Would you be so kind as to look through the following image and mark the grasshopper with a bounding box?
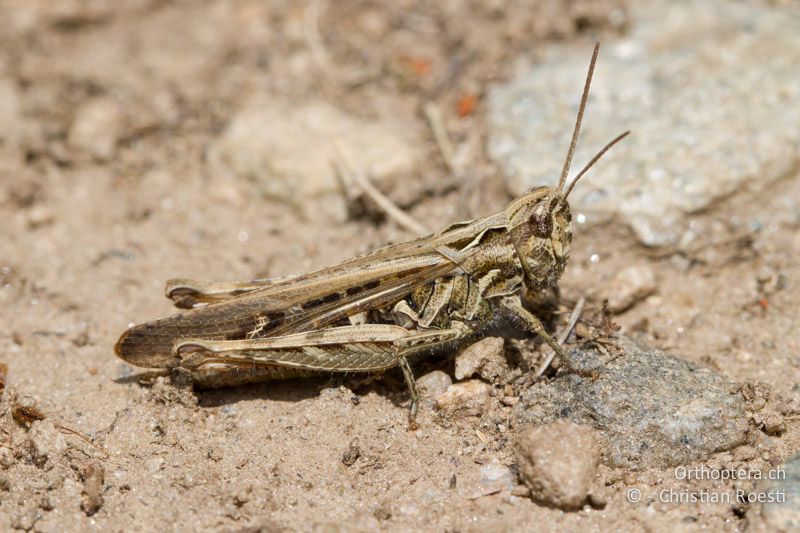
[115,43,628,420]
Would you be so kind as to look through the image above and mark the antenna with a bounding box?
[557,42,600,192]
[563,131,630,199]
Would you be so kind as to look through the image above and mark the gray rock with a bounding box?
[487,0,800,246]
[513,336,749,468]
[747,453,800,532]
[209,98,422,200]
[514,420,601,510]
[454,337,509,382]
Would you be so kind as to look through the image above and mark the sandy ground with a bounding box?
[0,1,798,531]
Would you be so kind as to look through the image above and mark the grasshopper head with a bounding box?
[502,43,629,290]
[504,123,629,290]
[506,187,572,289]
[502,131,629,291]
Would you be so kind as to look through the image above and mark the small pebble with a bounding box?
[454,337,508,382]
[72,328,90,347]
[436,380,491,418]
[39,495,54,511]
[416,370,452,400]
[342,439,361,467]
[514,420,601,511]
[511,485,531,497]
[500,396,518,406]
[27,205,55,228]
[81,462,105,516]
[479,462,516,492]
[734,445,758,462]
[0,446,15,468]
[232,483,253,507]
[588,491,608,509]
[28,420,67,467]
[68,97,124,161]
[762,412,786,436]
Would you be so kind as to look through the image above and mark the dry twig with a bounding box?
[333,141,429,235]
[423,102,456,173]
[536,297,586,377]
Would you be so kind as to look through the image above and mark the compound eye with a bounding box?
[530,210,552,238]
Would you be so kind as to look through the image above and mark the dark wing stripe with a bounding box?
[282,260,462,335]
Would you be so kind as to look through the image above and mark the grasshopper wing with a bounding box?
[115,213,508,369]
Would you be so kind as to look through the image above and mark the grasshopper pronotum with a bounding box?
[115,44,628,420]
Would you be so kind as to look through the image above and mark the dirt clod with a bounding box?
[514,420,601,511]
[341,439,361,467]
[80,462,104,516]
[762,412,787,436]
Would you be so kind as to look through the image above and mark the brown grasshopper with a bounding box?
[115,43,628,419]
